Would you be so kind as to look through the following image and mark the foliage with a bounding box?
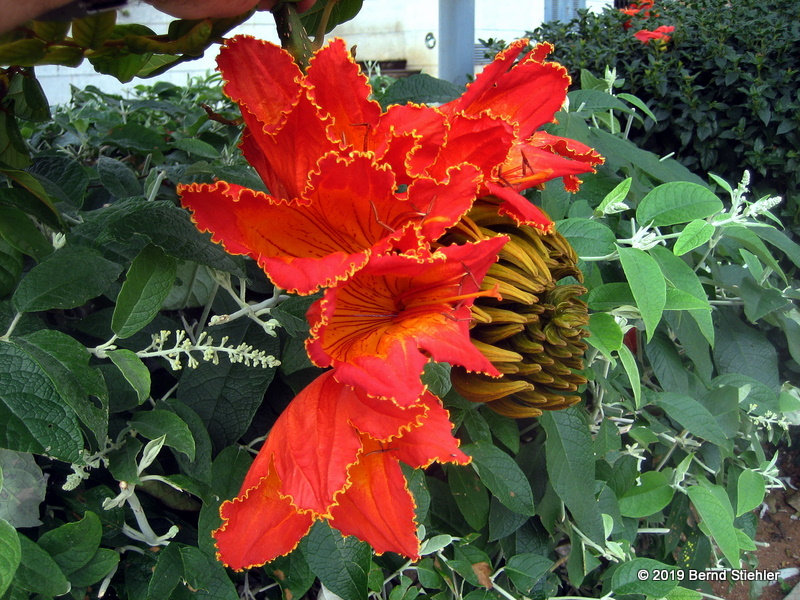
[0,59,797,598]
[523,0,800,217]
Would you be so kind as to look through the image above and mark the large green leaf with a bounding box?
[687,485,739,567]
[37,511,101,575]
[0,238,22,298]
[447,464,489,530]
[177,318,279,450]
[713,310,779,390]
[637,182,723,226]
[617,247,666,342]
[128,409,196,461]
[539,408,604,542]
[12,246,122,312]
[26,155,89,209]
[378,74,464,108]
[0,343,83,462]
[656,393,730,445]
[302,523,370,600]
[618,471,674,518]
[13,329,109,447]
[0,518,20,597]
[462,441,535,516]
[612,558,679,597]
[113,244,177,338]
[736,469,766,517]
[96,156,143,199]
[0,450,46,528]
[13,534,71,597]
[556,218,616,257]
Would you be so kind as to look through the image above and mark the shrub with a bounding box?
[526,0,800,216]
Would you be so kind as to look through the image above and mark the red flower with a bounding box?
[439,39,603,222]
[306,237,508,405]
[213,371,469,570]
[634,25,675,44]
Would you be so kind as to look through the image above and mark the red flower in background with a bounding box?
[634,25,675,44]
[214,371,468,570]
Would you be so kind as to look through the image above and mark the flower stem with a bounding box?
[273,2,315,69]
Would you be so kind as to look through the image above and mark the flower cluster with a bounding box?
[179,36,601,569]
[619,0,674,46]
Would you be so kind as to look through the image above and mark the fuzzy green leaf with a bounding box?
[687,485,740,567]
[618,471,675,518]
[113,245,177,338]
[637,182,723,226]
[129,410,195,461]
[617,246,666,342]
[302,523,370,600]
[462,441,535,516]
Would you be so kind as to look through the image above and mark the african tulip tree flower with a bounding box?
[306,237,508,406]
[179,36,602,295]
[634,25,675,44]
[214,371,469,569]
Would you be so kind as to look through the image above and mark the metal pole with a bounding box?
[438,0,475,86]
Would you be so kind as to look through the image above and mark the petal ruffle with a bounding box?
[306,38,382,150]
[306,238,508,404]
[328,439,421,558]
[215,459,315,571]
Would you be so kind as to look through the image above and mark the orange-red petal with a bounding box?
[215,459,315,571]
[306,238,507,404]
[328,439,421,559]
[305,38,382,150]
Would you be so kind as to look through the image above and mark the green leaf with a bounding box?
[0,187,61,230]
[14,533,71,596]
[0,518,20,597]
[738,276,788,323]
[0,205,53,262]
[736,469,766,517]
[147,542,181,599]
[673,220,715,256]
[113,245,177,338]
[655,393,729,444]
[487,495,528,542]
[300,0,363,34]
[505,553,553,593]
[178,545,238,600]
[69,548,119,587]
[378,73,464,107]
[71,11,117,49]
[172,138,220,159]
[687,485,740,567]
[96,156,142,198]
[0,40,47,67]
[302,523,370,600]
[0,342,83,462]
[129,410,195,461]
[267,551,316,600]
[13,246,122,312]
[106,349,151,405]
[0,112,30,169]
[13,329,109,447]
[447,464,489,530]
[617,92,658,122]
[618,471,674,518]
[586,312,622,359]
[649,245,713,344]
[612,558,679,597]
[177,318,278,449]
[595,177,631,215]
[462,441,535,516]
[556,218,616,257]
[0,450,45,528]
[37,511,101,575]
[0,238,22,297]
[713,310,779,390]
[27,155,88,209]
[539,408,604,542]
[617,247,666,342]
[585,282,634,311]
[422,361,452,398]
[104,200,244,277]
[637,182,723,226]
